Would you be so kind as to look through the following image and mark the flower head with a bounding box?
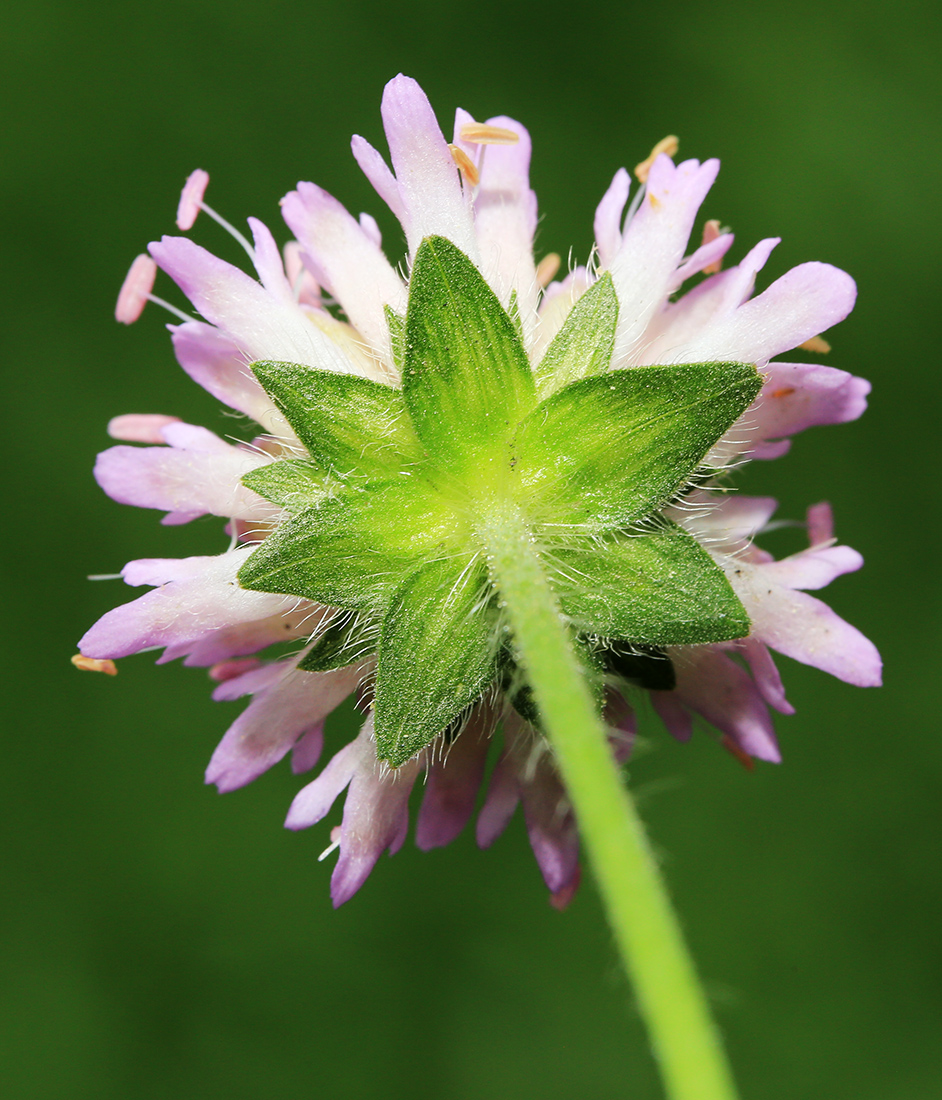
[78,75,880,907]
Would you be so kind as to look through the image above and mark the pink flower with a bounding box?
[78,74,879,906]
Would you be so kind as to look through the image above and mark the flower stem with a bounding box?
[481,501,739,1100]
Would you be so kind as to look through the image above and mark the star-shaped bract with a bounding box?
[239,236,761,766]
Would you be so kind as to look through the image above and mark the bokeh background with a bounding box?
[2,1,939,1097]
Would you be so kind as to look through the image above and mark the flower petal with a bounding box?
[93,431,273,520]
[734,565,882,687]
[379,74,478,261]
[671,647,782,762]
[149,235,357,375]
[593,168,631,269]
[416,708,491,851]
[169,321,284,433]
[750,362,871,443]
[454,110,539,331]
[280,181,406,358]
[79,550,291,660]
[206,660,361,792]
[667,262,857,365]
[609,155,720,364]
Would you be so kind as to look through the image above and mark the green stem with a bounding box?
[480,502,739,1100]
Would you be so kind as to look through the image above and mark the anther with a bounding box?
[799,335,831,353]
[72,654,118,676]
[701,219,725,274]
[458,123,520,145]
[115,254,157,324]
[449,144,480,186]
[634,135,679,183]
[535,252,561,287]
[720,735,755,772]
[174,168,255,260]
[176,168,210,230]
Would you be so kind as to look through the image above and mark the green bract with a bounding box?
[238,236,762,766]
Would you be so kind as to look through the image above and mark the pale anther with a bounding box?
[176,168,210,230]
[535,253,561,287]
[458,123,520,145]
[72,655,118,676]
[799,335,832,354]
[448,144,480,186]
[634,135,680,183]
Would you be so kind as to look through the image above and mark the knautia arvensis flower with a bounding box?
[77,75,881,907]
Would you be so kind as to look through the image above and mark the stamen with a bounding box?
[145,293,194,324]
[449,144,480,186]
[72,655,118,676]
[175,167,256,260]
[720,735,755,772]
[176,168,210,230]
[107,413,182,443]
[799,335,831,354]
[318,825,342,862]
[115,254,157,324]
[634,135,680,183]
[198,203,256,261]
[701,219,725,274]
[458,123,520,145]
[535,252,561,287]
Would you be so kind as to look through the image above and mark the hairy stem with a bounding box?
[480,501,739,1100]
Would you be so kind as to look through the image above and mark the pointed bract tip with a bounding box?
[115,254,157,323]
[176,168,210,230]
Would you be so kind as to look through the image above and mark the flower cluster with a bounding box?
[77,75,880,907]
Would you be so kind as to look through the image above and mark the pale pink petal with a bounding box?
[331,743,421,906]
[350,134,406,224]
[666,262,857,366]
[284,725,366,830]
[519,752,579,894]
[760,544,863,590]
[149,235,356,376]
[169,321,283,433]
[358,212,382,248]
[734,565,882,687]
[107,414,181,443]
[454,111,539,328]
[667,232,735,291]
[380,74,478,260]
[79,550,291,660]
[176,168,209,230]
[593,168,631,269]
[750,362,871,444]
[280,182,407,355]
[247,217,295,304]
[206,661,361,793]
[416,710,491,851]
[282,241,322,308]
[740,638,793,715]
[533,266,591,362]
[476,748,520,848]
[609,156,720,364]
[673,493,778,546]
[115,254,157,324]
[93,435,272,520]
[639,238,779,362]
[167,604,322,667]
[291,725,325,775]
[672,647,781,762]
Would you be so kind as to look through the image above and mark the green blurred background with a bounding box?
[2,0,939,1096]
